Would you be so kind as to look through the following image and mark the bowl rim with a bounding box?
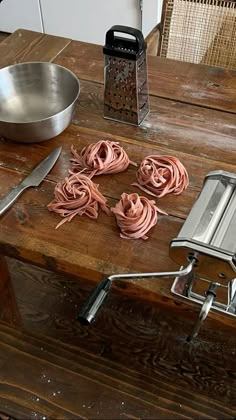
[0,61,80,124]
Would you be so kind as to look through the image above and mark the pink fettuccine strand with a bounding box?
[111,192,167,240]
[48,173,111,229]
[70,140,137,177]
[132,155,189,198]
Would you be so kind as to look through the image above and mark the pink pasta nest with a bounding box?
[132,155,189,198]
[111,192,167,240]
[70,140,137,177]
[47,173,111,229]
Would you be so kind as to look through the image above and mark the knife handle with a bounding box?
[0,182,28,216]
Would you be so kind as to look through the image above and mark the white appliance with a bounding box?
[0,0,161,45]
[0,0,43,33]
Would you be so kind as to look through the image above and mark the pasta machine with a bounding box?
[78,170,236,340]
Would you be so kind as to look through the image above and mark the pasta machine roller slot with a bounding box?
[170,170,236,336]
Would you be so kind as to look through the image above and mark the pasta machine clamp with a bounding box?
[78,170,236,341]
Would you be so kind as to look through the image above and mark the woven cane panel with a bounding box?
[160,0,236,69]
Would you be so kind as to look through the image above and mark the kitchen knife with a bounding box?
[0,146,62,216]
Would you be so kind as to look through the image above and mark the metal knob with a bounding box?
[187,282,218,342]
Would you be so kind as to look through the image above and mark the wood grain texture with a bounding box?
[147,57,236,113]
[0,163,185,282]
[54,38,236,113]
[0,29,235,418]
[2,257,236,416]
[0,256,21,327]
[0,29,71,68]
[74,79,236,165]
[0,125,236,215]
[1,29,235,111]
[0,30,234,328]
[0,126,236,316]
[2,320,234,420]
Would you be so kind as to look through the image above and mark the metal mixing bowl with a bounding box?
[0,62,80,143]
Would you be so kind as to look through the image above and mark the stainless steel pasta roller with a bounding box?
[78,170,236,341]
[170,170,236,340]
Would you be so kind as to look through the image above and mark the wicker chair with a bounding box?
[158,0,236,70]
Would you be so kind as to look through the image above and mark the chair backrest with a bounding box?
[158,0,236,70]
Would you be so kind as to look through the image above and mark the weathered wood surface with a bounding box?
[1,125,235,214]
[0,29,71,68]
[2,257,236,415]
[0,30,235,323]
[1,321,208,419]
[0,29,236,417]
[75,79,236,165]
[0,256,21,327]
[1,29,235,113]
[0,125,235,332]
[54,39,236,113]
[1,286,236,420]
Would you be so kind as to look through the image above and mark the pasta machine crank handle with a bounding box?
[187,282,218,342]
[78,260,195,325]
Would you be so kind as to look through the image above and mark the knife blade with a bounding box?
[0,146,62,216]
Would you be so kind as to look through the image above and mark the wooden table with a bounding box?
[0,29,236,418]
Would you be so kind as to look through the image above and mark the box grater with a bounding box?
[103,25,149,126]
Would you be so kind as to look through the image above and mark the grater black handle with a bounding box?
[105,25,146,55]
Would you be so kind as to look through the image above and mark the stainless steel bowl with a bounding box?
[0,62,80,143]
